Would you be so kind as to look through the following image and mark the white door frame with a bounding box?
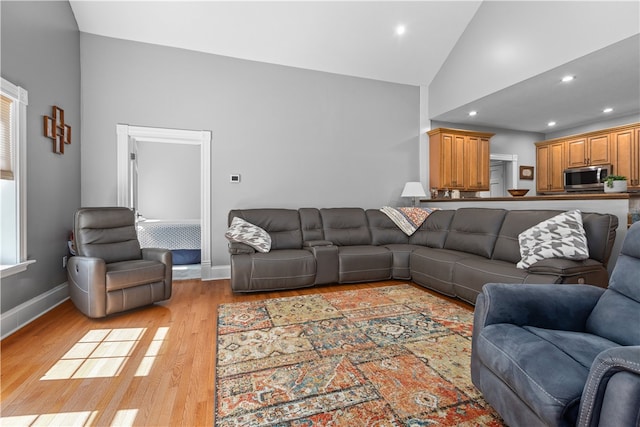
[490,153,519,189]
[116,125,212,280]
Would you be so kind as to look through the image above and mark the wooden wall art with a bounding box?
[43,106,71,154]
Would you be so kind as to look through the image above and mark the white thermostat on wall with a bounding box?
[230,174,241,183]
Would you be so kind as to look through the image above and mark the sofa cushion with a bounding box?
[225,217,272,253]
[231,249,316,291]
[366,209,409,245]
[410,247,479,297]
[444,208,507,258]
[383,243,421,280]
[299,208,324,241]
[337,245,392,283]
[451,257,559,304]
[409,210,455,248]
[493,210,562,263]
[228,209,302,250]
[517,210,589,269]
[320,208,371,246]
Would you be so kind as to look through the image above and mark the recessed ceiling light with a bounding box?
[468,111,477,117]
[548,121,557,127]
[396,25,406,36]
[561,75,575,83]
[603,107,613,113]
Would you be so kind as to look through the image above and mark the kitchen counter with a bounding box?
[420,193,633,203]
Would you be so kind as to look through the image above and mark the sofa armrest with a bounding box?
[578,346,640,427]
[526,258,604,275]
[228,242,255,255]
[474,283,605,331]
[303,240,334,248]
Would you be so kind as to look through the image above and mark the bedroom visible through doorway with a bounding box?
[116,125,212,280]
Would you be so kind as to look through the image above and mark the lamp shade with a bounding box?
[401,182,426,198]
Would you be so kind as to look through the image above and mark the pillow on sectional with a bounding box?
[225,217,271,253]
[517,209,589,269]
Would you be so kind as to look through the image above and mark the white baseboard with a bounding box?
[202,263,230,281]
[1,282,69,339]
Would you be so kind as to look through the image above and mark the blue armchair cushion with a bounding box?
[476,323,619,425]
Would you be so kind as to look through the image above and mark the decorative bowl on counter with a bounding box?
[507,189,529,197]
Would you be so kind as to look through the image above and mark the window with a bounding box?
[1,78,32,277]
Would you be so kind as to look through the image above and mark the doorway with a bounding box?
[116,125,212,280]
[490,161,507,197]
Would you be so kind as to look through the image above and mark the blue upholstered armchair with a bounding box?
[471,221,640,427]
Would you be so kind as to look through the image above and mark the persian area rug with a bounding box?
[215,284,504,426]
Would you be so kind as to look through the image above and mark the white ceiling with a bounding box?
[69,1,640,134]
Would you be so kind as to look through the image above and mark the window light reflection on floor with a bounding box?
[0,409,138,427]
[135,327,169,376]
[41,328,146,380]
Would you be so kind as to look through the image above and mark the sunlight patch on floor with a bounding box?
[135,326,169,377]
[40,328,145,380]
[0,408,138,427]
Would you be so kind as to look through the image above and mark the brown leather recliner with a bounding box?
[67,207,172,318]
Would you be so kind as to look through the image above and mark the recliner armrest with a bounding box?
[578,346,640,427]
[67,256,107,318]
[526,258,604,275]
[142,247,172,265]
[142,248,173,295]
[475,283,605,331]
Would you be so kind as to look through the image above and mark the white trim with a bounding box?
[490,153,519,189]
[1,77,30,267]
[204,264,231,281]
[116,125,212,278]
[0,259,36,279]
[1,282,69,339]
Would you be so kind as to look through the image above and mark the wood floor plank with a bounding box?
[1,279,471,426]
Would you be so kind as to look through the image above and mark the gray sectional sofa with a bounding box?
[227,207,618,304]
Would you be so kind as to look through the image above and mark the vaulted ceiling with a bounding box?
[69,1,640,134]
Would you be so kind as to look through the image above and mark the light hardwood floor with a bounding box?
[1,279,472,426]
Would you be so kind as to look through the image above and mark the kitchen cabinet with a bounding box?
[465,136,491,190]
[610,125,639,189]
[536,122,639,194]
[428,128,493,191]
[536,140,566,193]
[566,133,611,167]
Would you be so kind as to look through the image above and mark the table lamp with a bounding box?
[401,182,426,206]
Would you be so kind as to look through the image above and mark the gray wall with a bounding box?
[79,34,420,267]
[0,1,81,312]
[137,141,201,220]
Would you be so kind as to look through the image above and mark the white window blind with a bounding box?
[0,94,14,180]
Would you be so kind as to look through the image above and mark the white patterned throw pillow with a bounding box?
[225,217,271,253]
[517,210,589,269]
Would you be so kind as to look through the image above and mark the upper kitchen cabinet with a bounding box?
[610,125,640,190]
[566,133,611,167]
[428,128,494,191]
[536,122,639,193]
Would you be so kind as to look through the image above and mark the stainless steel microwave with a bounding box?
[564,165,611,191]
